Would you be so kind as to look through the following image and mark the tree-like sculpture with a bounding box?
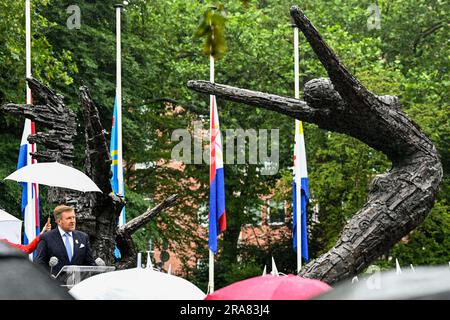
[187,6,443,284]
[2,79,177,268]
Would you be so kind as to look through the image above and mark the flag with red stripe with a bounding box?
[17,117,40,256]
[209,95,226,254]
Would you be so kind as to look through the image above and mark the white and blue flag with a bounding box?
[293,120,309,262]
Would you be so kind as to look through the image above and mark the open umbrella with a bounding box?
[0,241,73,300]
[68,268,206,300]
[0,209,22,244]
[4,162,102,193]
[205,274,331,300]
[315,265,450,300]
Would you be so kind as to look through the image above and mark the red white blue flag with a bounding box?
[209,95,226,254]
[17,118,40,257]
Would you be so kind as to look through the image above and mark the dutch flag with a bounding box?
[209,95,226,254]
[17,118,40,259]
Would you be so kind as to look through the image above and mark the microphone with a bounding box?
[95,257,105,266]
[49,256,58,278]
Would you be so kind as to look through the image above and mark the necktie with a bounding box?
[64,233,73,262]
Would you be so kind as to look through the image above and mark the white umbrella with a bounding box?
[69,268,206,300]
[0,209,22,244]
[4,162,102,193]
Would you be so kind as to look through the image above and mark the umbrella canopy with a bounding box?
[205,274,332,300]
[4,162,102,193]
[0,241,73,300]
[0,209,22,244]
[315,265,450,300]
[69,268,206,300]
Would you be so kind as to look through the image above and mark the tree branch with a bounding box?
[120,194,178,235]
[115,194,178,269]
[187,80,319,121]
[413,21,446,53]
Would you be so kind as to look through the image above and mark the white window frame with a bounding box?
[267,199,285,226]
[197,203,209,228]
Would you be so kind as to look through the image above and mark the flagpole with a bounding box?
[208,53,215,294]
[112,4,126,260]
[294,25,302,273]
[25,0,39,260]
[25,0,32,258]
[115,4,124,200]
[25,0,32,104]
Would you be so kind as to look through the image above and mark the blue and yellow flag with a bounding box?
[110,97,126,258]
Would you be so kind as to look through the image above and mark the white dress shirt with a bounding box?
[58,226,74,256]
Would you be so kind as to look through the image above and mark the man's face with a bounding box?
[57,210,76,232]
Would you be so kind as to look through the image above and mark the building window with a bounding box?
[197,203,208,228]
[134,161,156,170]
[196,259,207,269]
[311,201,320,224]
[267,200,285,225]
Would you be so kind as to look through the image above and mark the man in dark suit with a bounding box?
[35,205,96,277]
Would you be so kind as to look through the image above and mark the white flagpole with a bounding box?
[115,4,124,200]
[146,239,153,270]
[208,250,214,293]
[208,53,215,294]
[25,0,32,104]
[137,252,142,268]
[294,25,302,273]
[25,0,32,261]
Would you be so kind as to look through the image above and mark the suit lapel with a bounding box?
[72,231,79,263]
